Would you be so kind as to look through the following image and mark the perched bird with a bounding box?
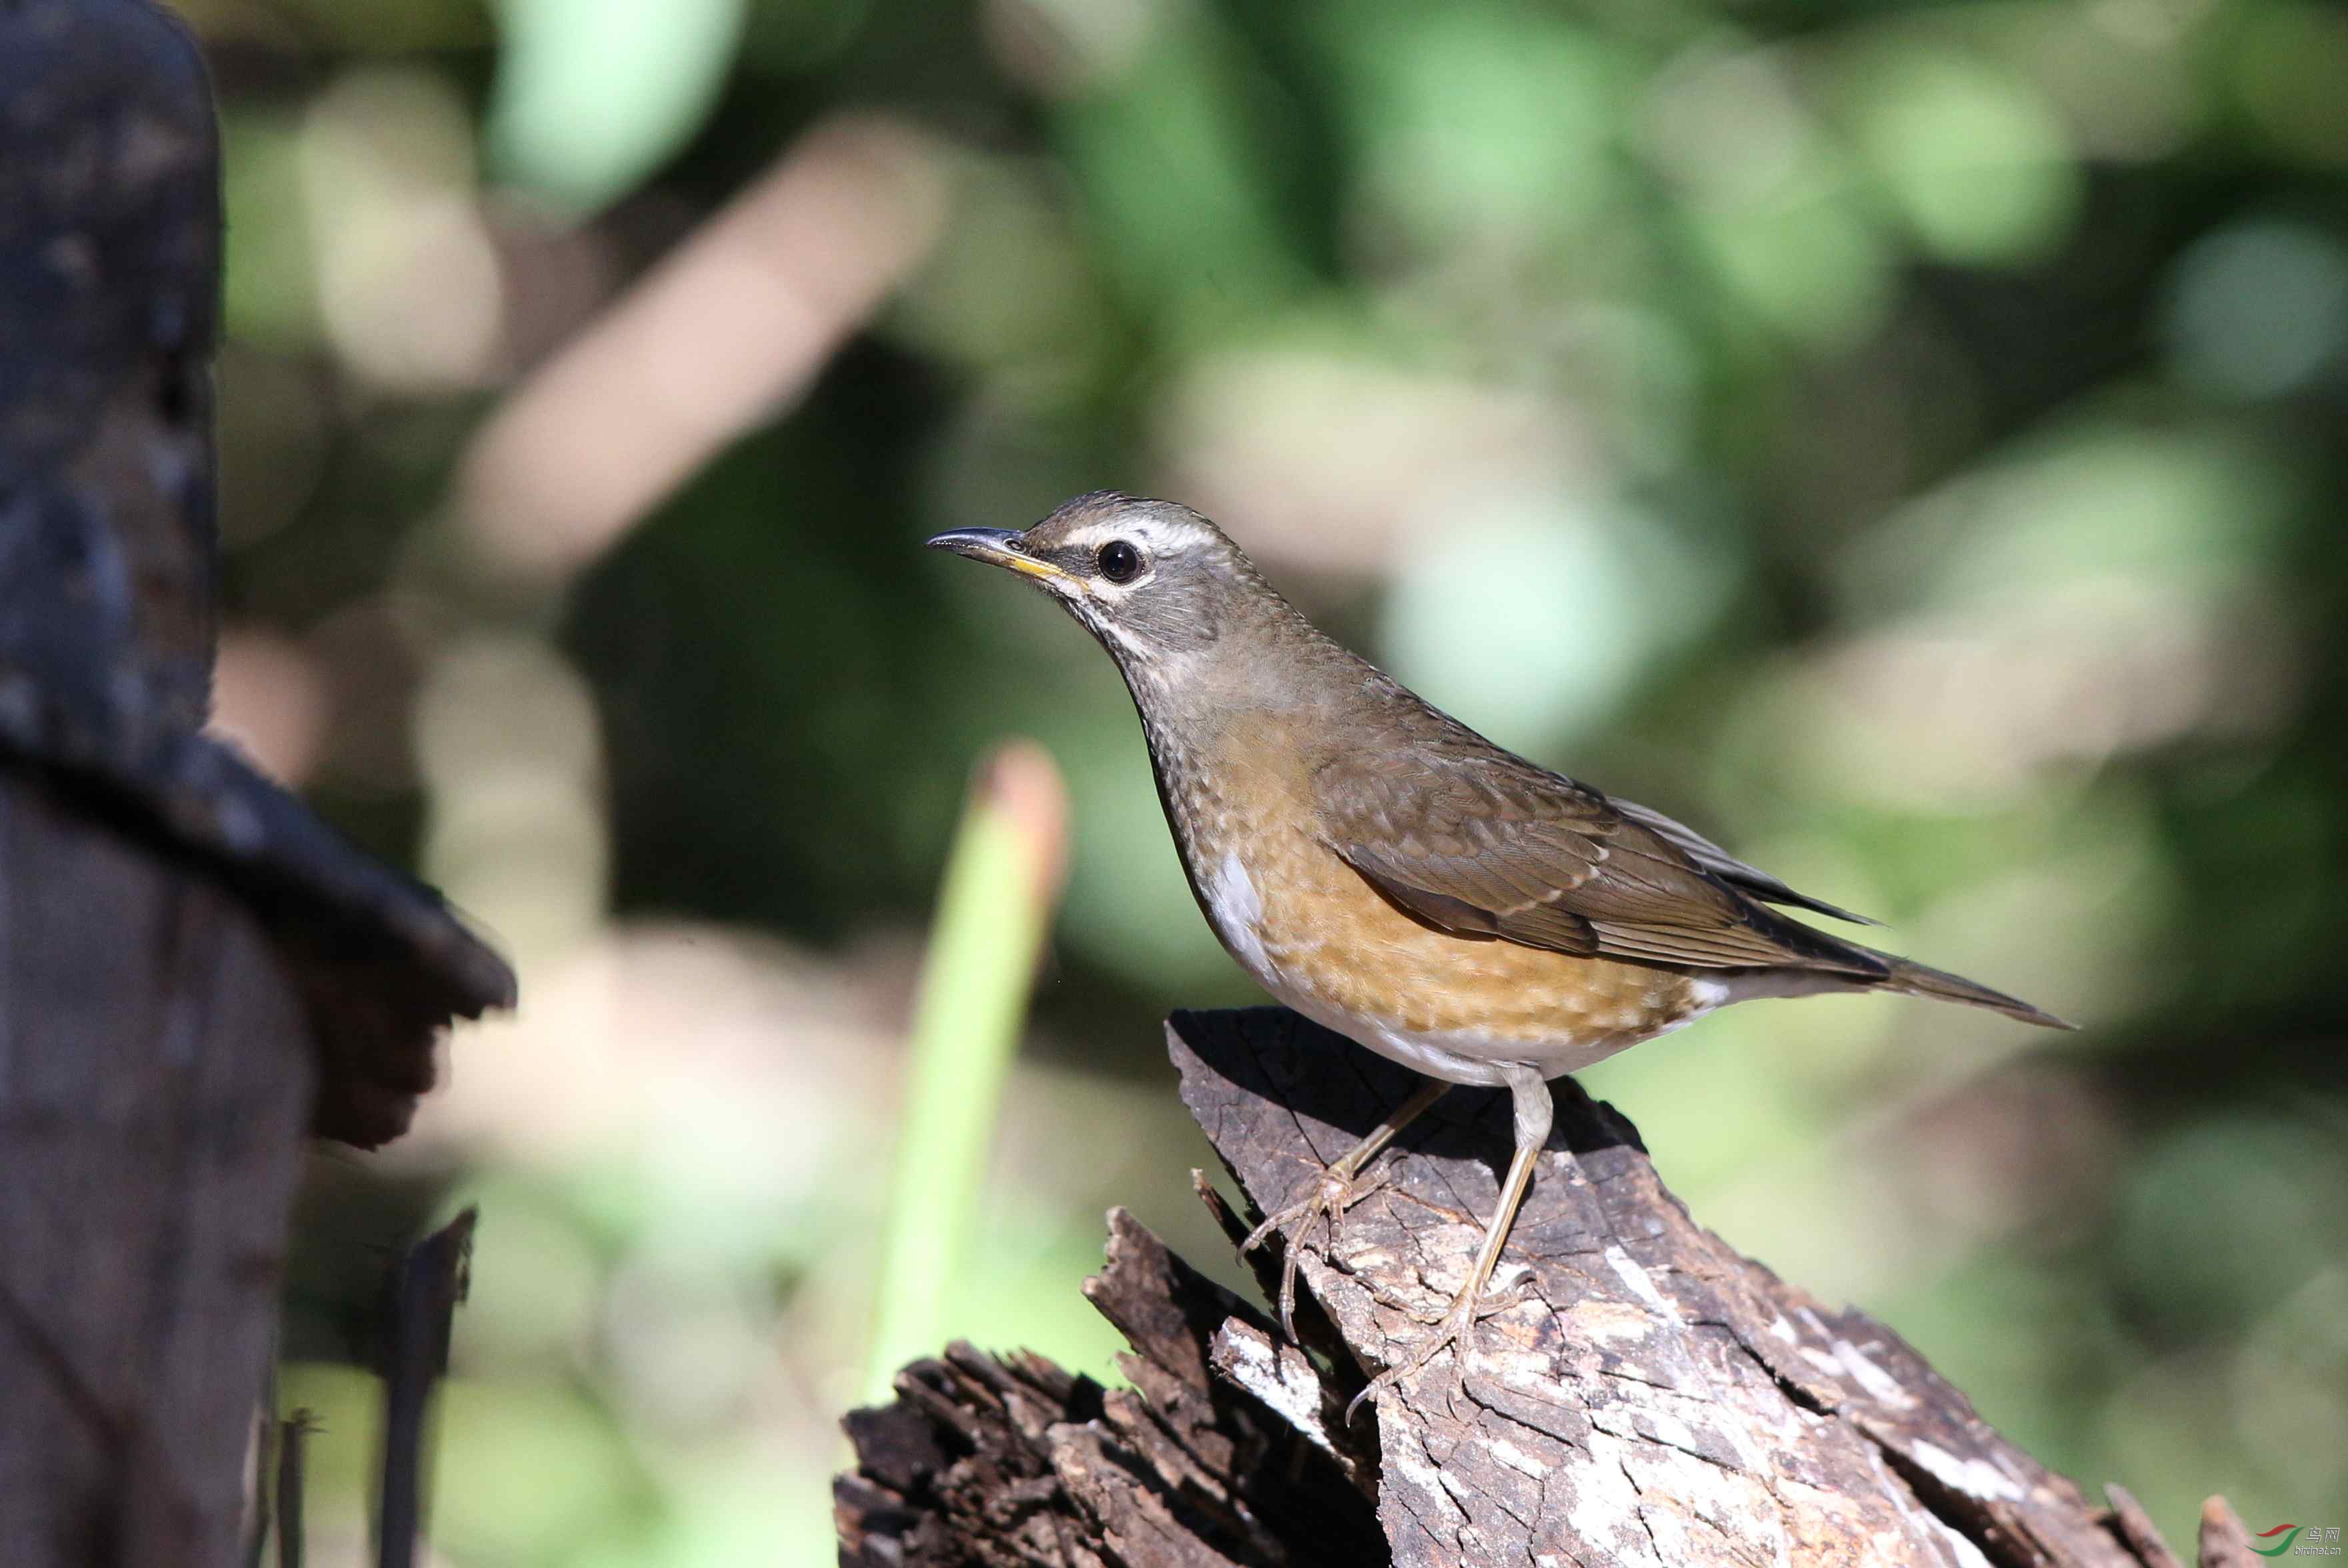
[930,492,2069,1412]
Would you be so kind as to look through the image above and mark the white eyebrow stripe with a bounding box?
[1055,517,1193,555]
[1057,521,1142,550]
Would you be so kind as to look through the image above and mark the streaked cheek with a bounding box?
[1131,591,1219,651]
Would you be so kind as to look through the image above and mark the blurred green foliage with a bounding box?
[181,0,2348,1557]
[862,744,1063,1401]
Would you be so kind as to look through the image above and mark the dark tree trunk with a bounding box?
[0,776,315,1562]
[0,5,512,1563]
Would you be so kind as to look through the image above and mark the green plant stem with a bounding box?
[861,750,1062,1403]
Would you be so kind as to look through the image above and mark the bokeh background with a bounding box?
[169,0,2347,1559]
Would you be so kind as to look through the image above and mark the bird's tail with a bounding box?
[1870,951,2075,1030]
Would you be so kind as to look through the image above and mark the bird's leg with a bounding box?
[1346,1069,1552,1423]
[1241,1077,1451,1337]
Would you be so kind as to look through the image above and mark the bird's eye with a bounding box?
[1096,540,1143,583]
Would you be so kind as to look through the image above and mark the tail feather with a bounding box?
[1873,951,2075,1029]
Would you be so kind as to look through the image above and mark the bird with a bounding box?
[929,491,2071,1415]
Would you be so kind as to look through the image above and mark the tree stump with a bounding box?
[0,4,513,1562]
[839,1009,2238,1567]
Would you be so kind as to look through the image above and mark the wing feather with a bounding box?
[1611,800,1880,925]
[1319,747,1883,977]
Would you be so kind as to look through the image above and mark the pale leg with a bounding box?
[1349,1066,1552,1421]
[1241,1077,1451,1336]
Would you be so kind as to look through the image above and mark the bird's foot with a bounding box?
[1343,1274,1525,1424]
[1239,1164,1393,1339]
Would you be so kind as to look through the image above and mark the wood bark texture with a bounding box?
[839,1008,2248,1568]
[0,775,315,1563]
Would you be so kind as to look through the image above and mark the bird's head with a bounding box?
[928,492,1280,671]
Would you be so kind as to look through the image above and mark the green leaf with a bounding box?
[487,0,747,214]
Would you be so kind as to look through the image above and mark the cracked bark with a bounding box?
[837,1009,2250,1568]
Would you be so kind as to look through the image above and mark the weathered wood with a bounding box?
[0,0,220,735]
[0,773,315,1564]
[1172,1008,2155,1568]
[2105,1487,2182,1568]
[839,1008,2201,1567]
[0,0,514,1152]
[2195,1498,2257,1568]
[0,5,513,1564]
[837,1211,1385,1567]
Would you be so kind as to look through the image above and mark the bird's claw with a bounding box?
[1342,1273,1529,1423]
[1344,1285,1481,1424]
[1239,1165,1391,1339]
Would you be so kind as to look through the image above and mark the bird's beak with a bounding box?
[925,527,1071,584]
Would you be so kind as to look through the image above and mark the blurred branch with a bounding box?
[861,742,1071,1402]
[839,1008,2250,1568]
[456,113,948,583]
[375,1209,476,1568]
[275,1409,317,1568]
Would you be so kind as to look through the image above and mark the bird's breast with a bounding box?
[1148,710,1715,1077]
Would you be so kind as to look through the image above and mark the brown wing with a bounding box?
[1315,748,1887,977]
[1611,799,1879,925]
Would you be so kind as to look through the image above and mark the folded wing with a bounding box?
[1316,749,1887,979]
